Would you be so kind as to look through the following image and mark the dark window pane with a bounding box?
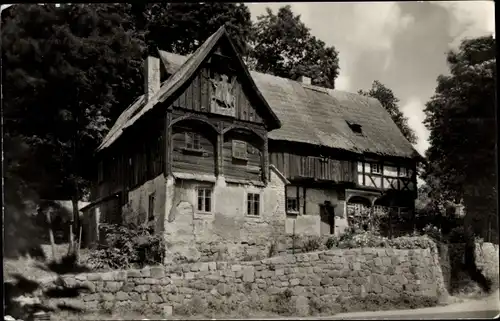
[254,201,259,216]
[198,197,203,211]
[205,197,211,212]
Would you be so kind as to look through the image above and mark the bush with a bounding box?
[86,222,165,270]
[325,236,339,249]
[324,229,436,250]
[301,236,322,252]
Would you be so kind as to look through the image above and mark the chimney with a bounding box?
[144,56,160,101]
[298,75,311,85]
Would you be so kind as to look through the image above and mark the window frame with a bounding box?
[370,163,382,174]
[286,197,299,214]
[148,192,155,222]
[196,185,213,214]
[185,132,202,150]
[246,192,261,216]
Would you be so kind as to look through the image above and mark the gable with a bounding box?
[98,26,281,153]
[157,27,281,130]
[169,49,266,125]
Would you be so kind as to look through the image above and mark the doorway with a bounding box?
[320,201,335,235]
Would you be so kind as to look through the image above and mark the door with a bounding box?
[320,202,335,235]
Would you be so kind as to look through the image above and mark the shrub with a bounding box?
[325,236,339,249]
[86,222,165,270]
[273,289,295,315]
[301,236,323,252]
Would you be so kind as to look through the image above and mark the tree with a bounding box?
[359,80,418,145]
[423,35,496,243]
[135,2,253,56]
[2,4,146,251]
[249,5,339,89]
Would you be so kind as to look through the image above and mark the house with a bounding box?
[82,27,421,256]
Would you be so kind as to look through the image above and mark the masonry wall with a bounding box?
[163,166,287,263]
[438,241,499,294]
[44,247,446,316]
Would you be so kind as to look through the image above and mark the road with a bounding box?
[250,290,500,320]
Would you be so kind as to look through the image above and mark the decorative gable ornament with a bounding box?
[210,72,236,117]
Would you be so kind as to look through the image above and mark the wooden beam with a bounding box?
[164,111,172,177]
[362,161,366,186]
[263,135,269,183]
[217,121,224,177]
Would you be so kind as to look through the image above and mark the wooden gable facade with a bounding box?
[93,28,281,217]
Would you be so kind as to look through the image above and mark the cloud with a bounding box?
[435,1,495,47]
[335,74,351,91]
[401,97,429,156]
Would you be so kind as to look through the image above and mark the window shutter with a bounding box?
[232,140,247,160]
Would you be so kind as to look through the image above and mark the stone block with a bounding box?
[75,274,87,281]
[150,266,165,279]
[144,278,158,284]
[231,264,242,272]
[141,267,151,277]
[101,293,115,301]
[104,281,122,292]
[242,267,255,283]
[373,258,383,267]
[208,262,217,271]
[116,291,129,301]
[147,292,163,303]
[101,272,115,281]
[83,293,99,302]
[162,305,173,317]
[135,285,150,293]
[129,292,140,301]
[87,273,102,281]
[127,269,142,278]
[185,272,195,280]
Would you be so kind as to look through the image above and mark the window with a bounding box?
[185,132,202,150]
[346,120,362,134]
[232,140,248,160]
[247,193,260,216]
[197,187,213,213]
[370,163,382,174]
[399,167,410,177]
[148,193,155,222]
[286,197,299,213]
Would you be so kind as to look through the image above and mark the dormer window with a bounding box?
[346,120,363,135]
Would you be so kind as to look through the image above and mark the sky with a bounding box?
[248,1,495,156]
[1,2,494,156]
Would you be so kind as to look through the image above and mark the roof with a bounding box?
[98,26,281,152]
[157,52,420,159]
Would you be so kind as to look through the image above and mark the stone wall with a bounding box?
[44,247,446,316]
[437,241,499,294]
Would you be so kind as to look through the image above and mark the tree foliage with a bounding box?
[133,2,253,56]
[423,36,497,242]
[2,4,146,251]
[359,80,418,145]
[249,5,339,89]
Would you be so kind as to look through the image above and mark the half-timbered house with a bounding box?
[82,26,421,251]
